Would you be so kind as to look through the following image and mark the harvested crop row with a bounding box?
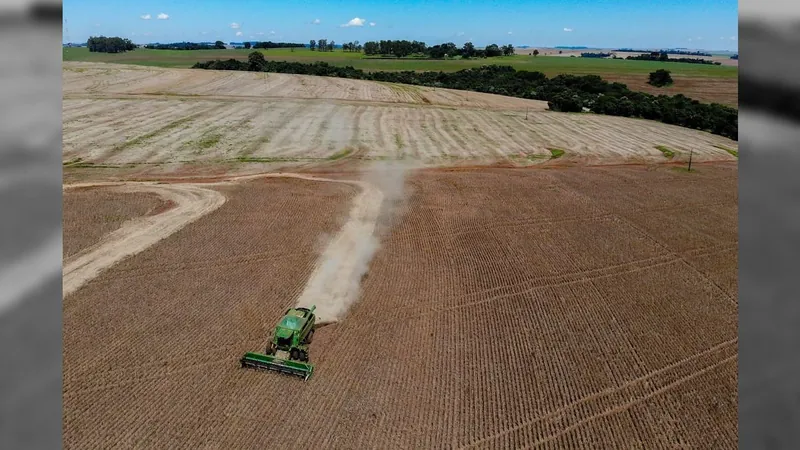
[63,62,548,111]
[63,164,737,448]
[62,177,357,448]
[62,97,739,166]
[62,188,169,260]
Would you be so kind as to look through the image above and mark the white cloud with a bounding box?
[236,31,243,36]
[369,22,376,26]
[230,22,240,29]
[457,31,465,36]
[341,17,366,27]
[730,36,737,40]
[270,30,276,35]
[507,31,513,35]
[157,13,169,20]
[563,27,573,32]
[140,14,151,20]
[312,18,321,24]
[256,31,264,35]
[696,36,703,40]
[201,31,208,35]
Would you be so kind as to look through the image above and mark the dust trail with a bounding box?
[294,160,418,324]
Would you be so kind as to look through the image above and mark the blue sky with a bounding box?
[63,0,739,50]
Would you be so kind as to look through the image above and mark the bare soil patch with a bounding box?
[63,163,737,448]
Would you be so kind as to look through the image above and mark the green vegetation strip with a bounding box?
[655,145,677,159]
[548,148,565,158]
[713,144,738,157]
[63,47,737,78]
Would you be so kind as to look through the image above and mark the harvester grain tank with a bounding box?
[240,305,317,380]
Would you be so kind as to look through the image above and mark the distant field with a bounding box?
[62,47,738,78]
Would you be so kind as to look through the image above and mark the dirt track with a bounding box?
[62,183,227,297]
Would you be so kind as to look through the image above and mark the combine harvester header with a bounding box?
[240,305,317,381]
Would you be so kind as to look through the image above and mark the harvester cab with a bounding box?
[240,305,317,381]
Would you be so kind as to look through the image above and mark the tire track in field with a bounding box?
[462,338,738,448]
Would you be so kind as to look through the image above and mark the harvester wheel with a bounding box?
[305,330,314,344]
[299,350,308,362]
[290,349,300,361]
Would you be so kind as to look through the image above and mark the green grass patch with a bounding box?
[713,144,738,157]
[548,148,566,159]
[328,147,354,160]
[196,133,222,149]
[394,133,404,150]
[670,166,698,173]
[63,47,737,78]
[655,145,677,159]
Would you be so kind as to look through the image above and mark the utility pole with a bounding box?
[525,107,528,120]
[688,148,693,172]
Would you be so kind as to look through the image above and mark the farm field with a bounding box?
[62,63,738,178]
[62,188,170,260]
[62,47,738,106]
[62,165,738,448]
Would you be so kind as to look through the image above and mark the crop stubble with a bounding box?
[62,188,170,259]
[62,62,739,173]
[63,164,737,448]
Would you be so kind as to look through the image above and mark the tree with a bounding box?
[648,69,673,87]
[462,42,475,58]
[244,42,251,49]
[329,40,335,51]
[485,44,502,57]
[87,36,136,53]
[248,51,266,71]
[215,40,225,49]
[309,40,316,51]
[533,49,539,57]
[318,39,327,53]
[502,44,515,56]
[363,41,379,55]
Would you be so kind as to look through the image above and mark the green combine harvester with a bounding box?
[240,305,317,381]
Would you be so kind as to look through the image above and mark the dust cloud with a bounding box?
[295,160,419,324]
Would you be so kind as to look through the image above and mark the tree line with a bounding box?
[86,36,136,53]
[192,52,737,140]
[251,41,305,49]
[580,52,613,58]
[361,40,514,58]
[309,39,335,51]
[144,42,216,50]
[626,52,722,65]
[617,48,713,57]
